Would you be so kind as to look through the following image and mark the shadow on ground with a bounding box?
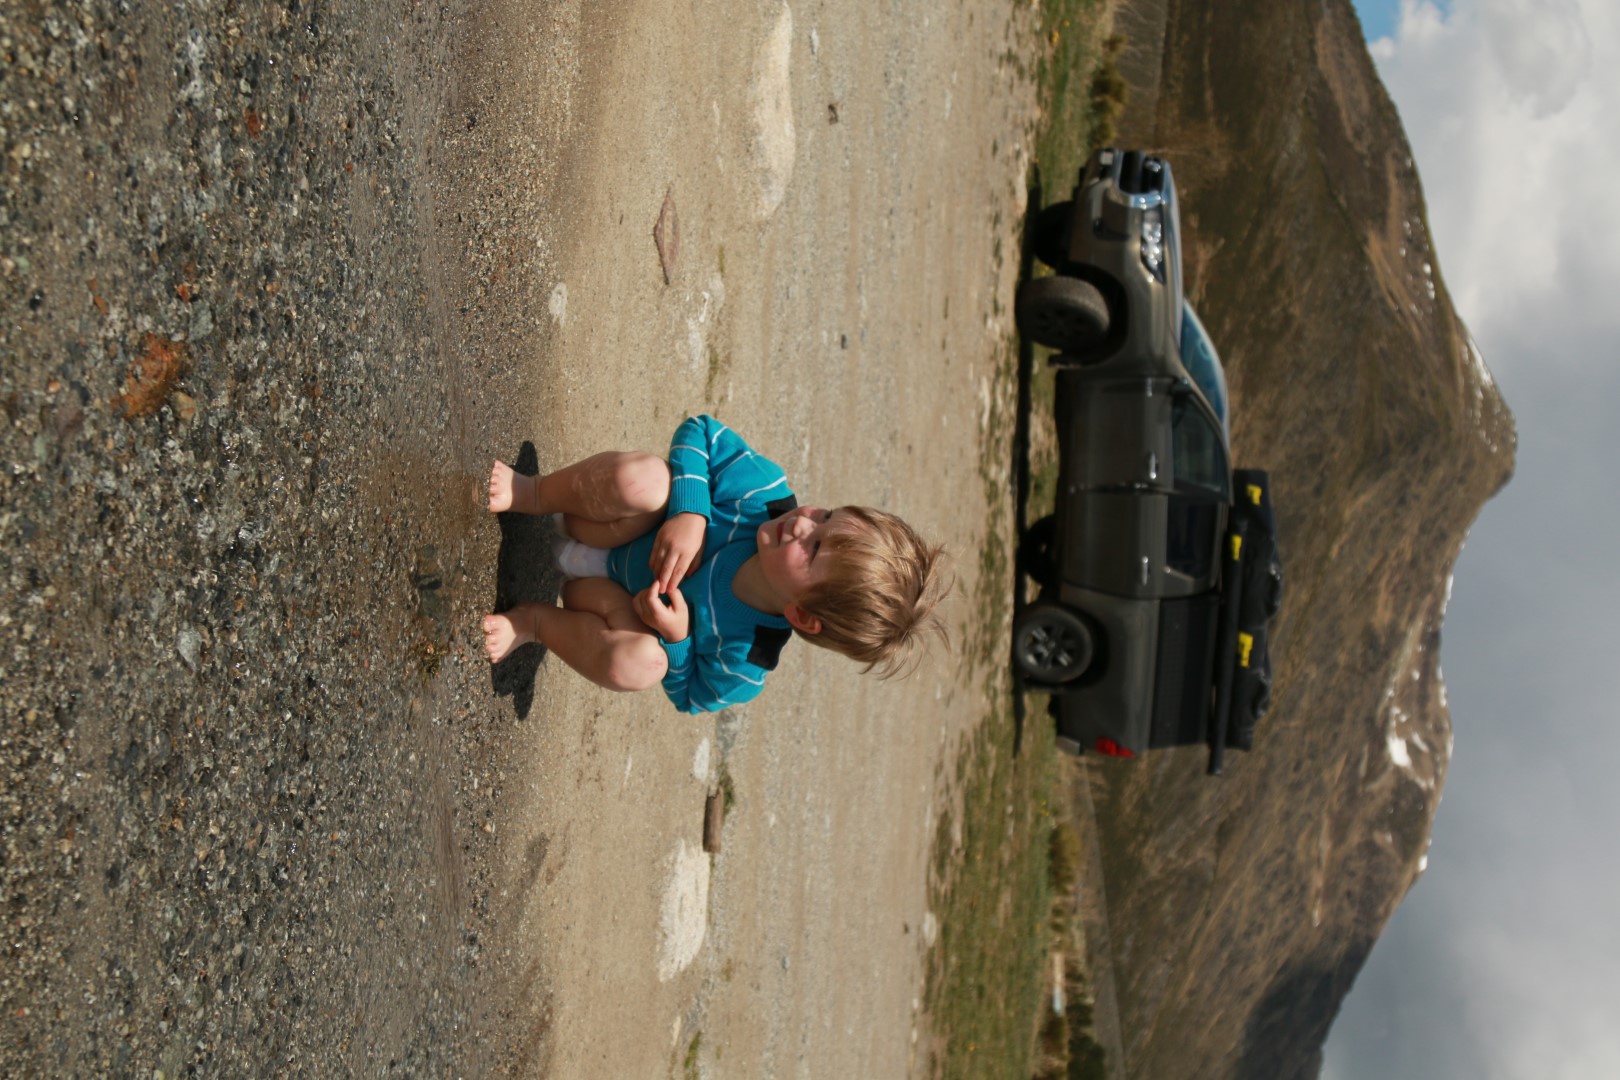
[1010,169,1046,756]
[491,442,559,720]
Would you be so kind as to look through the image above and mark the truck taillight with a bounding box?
[1094,738,1135,758]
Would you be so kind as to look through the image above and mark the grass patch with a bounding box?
[921,3,1125,1076]
[923,703,1058,1079]
[682,1031,702,1078]
[718,763,736,814]
[1031,815,1110,1080]
[1024,0,1123,540]
[1033,0,1127,206]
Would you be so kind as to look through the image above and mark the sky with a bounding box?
[1324,2,1620,1079]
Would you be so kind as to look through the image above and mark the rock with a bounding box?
[189,303,213,339]
[749,4,796,219]
[656,838,710,981]
[177,628,202,669]
[114,334,189,419]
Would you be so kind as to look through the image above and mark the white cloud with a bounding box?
[1369,0,1620,371]
[1327,5,1620,1079]
[1478,0,1590,113]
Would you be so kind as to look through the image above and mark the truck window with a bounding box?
[1166,396,1228,579]
[1170,396,1228,497]
[1167,496,1220,578]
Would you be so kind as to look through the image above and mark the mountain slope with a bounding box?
[1077,1,1515,1076]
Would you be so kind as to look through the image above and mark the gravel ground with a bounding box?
[1,1,545,1073]
[1,0,1041,1074]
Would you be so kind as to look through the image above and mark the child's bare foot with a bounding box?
[482,611,531,663]
[488,461,540,514]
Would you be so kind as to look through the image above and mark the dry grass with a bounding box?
[919,2,1126,1074]
[922,707,1058,1080]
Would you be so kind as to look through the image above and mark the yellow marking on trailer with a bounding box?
[1230,535,1243,560]
[1246,483,1263,505]
[1237,632,1254,668]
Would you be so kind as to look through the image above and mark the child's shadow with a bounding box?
[491,442,559,720]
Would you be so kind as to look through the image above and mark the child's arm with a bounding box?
[656,414,792,594]
[632,585,689,644]
[631,583,761,714]
[649,416,720,594]
[665,415,722,520]
[661,639,769,715]
[666,414,792,535]
[650,513,705,595]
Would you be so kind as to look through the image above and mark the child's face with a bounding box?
[755,506,850,602]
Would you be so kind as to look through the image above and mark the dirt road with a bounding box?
[454,1,1040,1073]
[0,0,1038,1074]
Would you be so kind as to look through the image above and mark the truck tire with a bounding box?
[1013,602,1094,684]
[1016,275,1109,355]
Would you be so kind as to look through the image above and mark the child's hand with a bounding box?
[650,512,706,594]
[634,584,690,643]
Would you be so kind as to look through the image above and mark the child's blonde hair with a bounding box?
[795,506,952,678]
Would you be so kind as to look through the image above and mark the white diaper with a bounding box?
[555,539,610,579]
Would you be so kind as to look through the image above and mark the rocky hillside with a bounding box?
[1073,0,1516,1076]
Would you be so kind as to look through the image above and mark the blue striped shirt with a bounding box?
[608,415,799,713]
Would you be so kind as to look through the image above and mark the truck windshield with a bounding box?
[1179,305,1229,432]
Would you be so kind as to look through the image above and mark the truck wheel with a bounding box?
[1013,602,1094,684]
[1249,672,1272,721]
[1031,200,1074,269]
[1016,275,1109,355]
[1018,514,1058,586]
[1264,562,1285,618]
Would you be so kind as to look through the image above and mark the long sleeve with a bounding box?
[666,415,718,520]
[652,541,788,715]
[661,639,769,714]
[665,415,792,527]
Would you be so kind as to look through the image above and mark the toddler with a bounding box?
[482,415,949,713]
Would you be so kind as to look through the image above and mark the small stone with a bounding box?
[172,392,197,422]
[114,334,188,419]
[189,303,213,340]
[177,628,201,669]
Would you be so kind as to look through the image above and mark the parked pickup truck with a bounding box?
[1013,149,1284,773]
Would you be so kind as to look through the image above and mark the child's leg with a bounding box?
[482,579,668,692]
[488,452,667,546]
[488,451,668,517]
